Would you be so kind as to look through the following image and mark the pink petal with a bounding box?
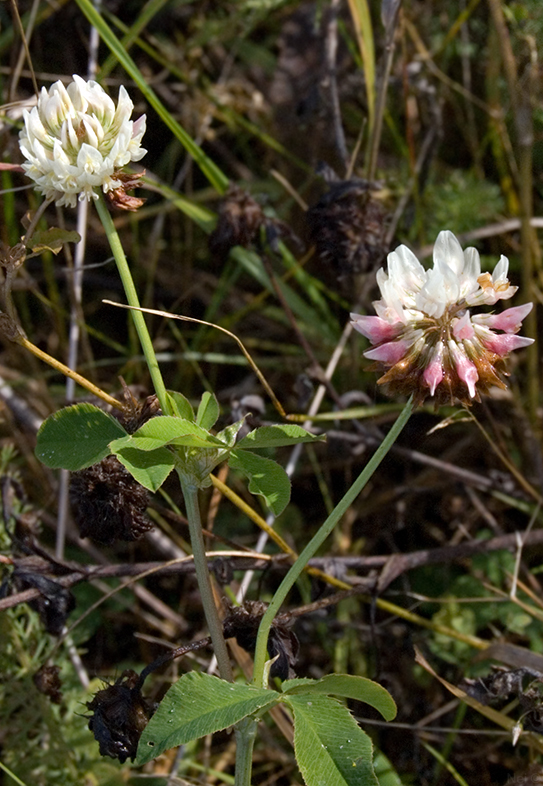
[449,341,478,398]
[452,311,475,341]
[481,303,533,334]
[365,340,409,364]
[350,313,402,344]
[423,353,444,395]
[481,333,534,356]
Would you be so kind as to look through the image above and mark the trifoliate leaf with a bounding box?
[196,391,220,430]
[166,390,194,421]
[136,673,278,765]
[110,416,225,452]
[229,449,290,516]
[36,403,127,470]
[281,674,396,721]
[114,445,175,491]
[285,693,379,786]
[236,424,325,450]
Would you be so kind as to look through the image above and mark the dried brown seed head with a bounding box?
[33,663,62,704]
[87,669,153,763]
[70,455,152,545]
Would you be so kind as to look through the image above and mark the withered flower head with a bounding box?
[223,600,299,681]
[33,663,62,704]
[209,184,266,259]
[351,231,533,406]
[105,170,146,211]
[87,669,153,763]
[463,666,543,742]
[115,390,160,435]
[13,569,75,635]
[70,454,152,545]
[306,172,388,282]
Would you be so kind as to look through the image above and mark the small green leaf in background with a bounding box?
[113,445,175,492]
[236,424,325,450]
[166,390,195,421]
[36,403,127,470]
[282,674,396,721]
[229,449,291,516]
[27,227,81,255]
[373,750,404,786]
[136,672,279,766]
[285,693,379,786]
[196,391,220,430]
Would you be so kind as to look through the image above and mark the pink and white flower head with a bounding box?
[19,75,146,208]
[351,231,533,406]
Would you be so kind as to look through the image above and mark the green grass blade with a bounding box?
[346,0,376,133]
[74,0,229,194]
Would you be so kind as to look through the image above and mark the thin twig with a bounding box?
[324,0,348,172]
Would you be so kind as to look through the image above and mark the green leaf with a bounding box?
[114,446,175,492]
[27,227,81,255]
[216,418,246,448]
[196,391,220,430]
[281,675,396,721]
[373,751,404,786]
[136,673,278,765]
[229,449,290,516]
[109,416,225,452]
[236,424,325,450]
[36,403,127,470]
[166,391,195,421]
[285,694,379,786]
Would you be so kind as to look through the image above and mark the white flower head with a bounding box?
[19,75,147,208]
[351,230,533,406]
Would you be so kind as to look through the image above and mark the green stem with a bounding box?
[252,396,414,687]
[178,474,233,682]
[95,194,172,415]
[234,717,258,786]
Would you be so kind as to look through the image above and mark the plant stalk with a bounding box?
[95,194,172,415]
[234,717,258,786]
[16,334,123,410]
[179,475,233,682]
[252,396,414,687]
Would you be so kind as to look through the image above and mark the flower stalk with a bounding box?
[234,717,258,786]
[178,474,233,683]
[252,395,414,688]
[94,195,171,415]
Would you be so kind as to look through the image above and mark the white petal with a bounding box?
[387,245,426,292]
[19,75,146,207]
[416,264,459,318]
[493,255,510,283]
[433,230,465,275]
[462,246,481,280]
